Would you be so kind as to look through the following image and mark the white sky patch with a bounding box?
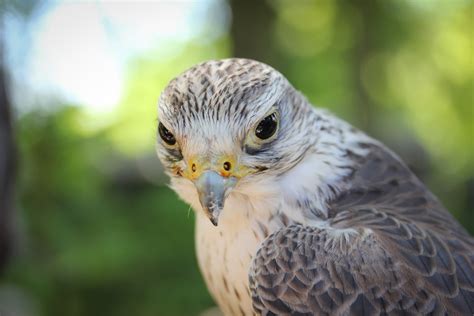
[30,2,124,111]
[6,0,224,113]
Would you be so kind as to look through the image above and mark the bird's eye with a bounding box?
[255,112,278,140]
[158,122,176,146]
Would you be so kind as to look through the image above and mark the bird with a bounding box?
[156,58,474,315]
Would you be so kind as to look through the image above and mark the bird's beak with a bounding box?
[194,171,237,226]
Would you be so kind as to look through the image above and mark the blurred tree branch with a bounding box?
[230,0,285,71]
[0,0,42,275]
[0,28,15,273]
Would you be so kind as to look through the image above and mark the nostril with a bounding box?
[223,161,231,171]
[192,163,197,172]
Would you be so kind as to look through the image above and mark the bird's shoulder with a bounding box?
[328,143,466,234]
[249,144,474,315]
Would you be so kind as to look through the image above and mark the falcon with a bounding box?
[156,58,474,315]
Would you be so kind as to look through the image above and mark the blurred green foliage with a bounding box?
[1,0,473,315]
[6,107,214,315]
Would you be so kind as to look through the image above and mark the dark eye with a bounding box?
[255,112,278,140]
[158,122,176,146]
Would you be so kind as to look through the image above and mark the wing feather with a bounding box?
[250,146,474,315]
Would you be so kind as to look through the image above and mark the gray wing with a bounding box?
[250,146,474,315]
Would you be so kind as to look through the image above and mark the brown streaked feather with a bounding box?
[250,145,474,315]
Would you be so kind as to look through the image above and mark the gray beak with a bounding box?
[194,171,237,226]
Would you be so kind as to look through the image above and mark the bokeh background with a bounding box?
[0,0,472,315]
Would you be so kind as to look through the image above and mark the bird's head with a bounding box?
[156,59,314,226]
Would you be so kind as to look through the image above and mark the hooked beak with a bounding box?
[194,171,237,226]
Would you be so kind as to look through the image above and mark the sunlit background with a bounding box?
[0,0,472,315]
